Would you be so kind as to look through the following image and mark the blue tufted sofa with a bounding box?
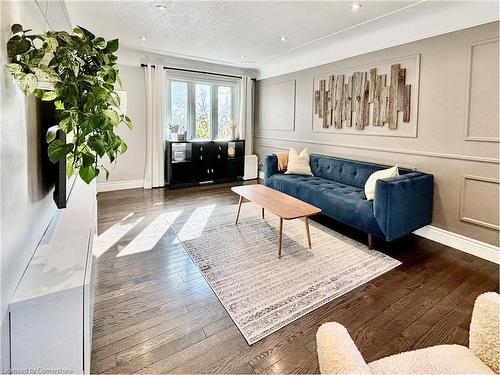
[264,153,433,247]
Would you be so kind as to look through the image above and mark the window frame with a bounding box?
[166,71,240,141]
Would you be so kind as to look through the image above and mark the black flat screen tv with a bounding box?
[37,100,67,209]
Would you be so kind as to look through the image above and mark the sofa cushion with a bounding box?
[285,148,313,176]
[364,165,399,200]
[310,154,411,190]
[266,174,384,237]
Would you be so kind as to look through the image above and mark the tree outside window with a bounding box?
[168,78,236,141]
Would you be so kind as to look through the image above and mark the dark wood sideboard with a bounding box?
[165,140,245,188]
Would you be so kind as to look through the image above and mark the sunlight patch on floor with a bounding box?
[93,214,144,258]
[117,212,181,257]
[176,204,216,241]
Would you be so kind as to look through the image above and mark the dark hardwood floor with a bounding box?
[91,180,499,374]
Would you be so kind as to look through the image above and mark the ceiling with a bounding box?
[63,1,499,76]
[64,1,421,66]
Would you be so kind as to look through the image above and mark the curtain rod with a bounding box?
[140,63,256,80]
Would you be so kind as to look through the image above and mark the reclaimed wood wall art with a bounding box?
[312,55,420,137]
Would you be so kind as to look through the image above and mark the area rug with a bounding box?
[167,202,401,344]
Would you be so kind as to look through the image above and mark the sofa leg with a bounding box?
[367,234,373,249]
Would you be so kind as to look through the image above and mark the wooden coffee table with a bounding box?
[231,185,321,258]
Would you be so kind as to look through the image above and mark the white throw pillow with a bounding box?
[364,165,399,200]
[285,148,313,176]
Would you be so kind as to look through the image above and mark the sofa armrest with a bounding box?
[469,292,500,373]
[316,323,371,374]
[264,155,279,184]
[373,172,433,241]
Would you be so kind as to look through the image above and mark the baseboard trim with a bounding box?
[97,179,144,193]
[414,225,499,264]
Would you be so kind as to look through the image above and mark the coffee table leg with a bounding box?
[261,207,264,219]
[235,196,243,224]
[305,217,312,249]
[278,218,283,258]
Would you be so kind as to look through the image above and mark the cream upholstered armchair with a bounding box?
[317,292,499,374]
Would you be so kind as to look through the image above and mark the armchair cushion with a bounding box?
[469,292,500,373]
[368,345,494,374]
[317,322,371,374]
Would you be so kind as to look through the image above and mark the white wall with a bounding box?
[0,1,71,368]
[97,65,147,186]
[97,47,257,188]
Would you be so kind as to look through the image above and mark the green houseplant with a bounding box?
[5,24,131,183]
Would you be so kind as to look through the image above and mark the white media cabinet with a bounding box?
[9,178,97,373]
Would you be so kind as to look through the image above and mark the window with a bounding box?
[171,81,188,129]
[217,86,233,139]
[167,74,238,140]
[195,83,211,139]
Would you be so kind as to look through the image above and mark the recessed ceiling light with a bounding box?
[280,36,288,42]
[139,36,147,41]
[156,4,166,10]
[240,55,246,59]
[351,3,362,11]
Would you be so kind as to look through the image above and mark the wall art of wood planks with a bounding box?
[314,64,411,130]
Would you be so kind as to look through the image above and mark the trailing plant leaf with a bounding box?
[5,63,22,74]
[104,39,118,54]
[88,135,106,157]
[19,73,37,95]
[79,165,97,184]
[4,24,132,184]
[102,165,110,180]
[94,37,106,49]
[7,37,30,57]
[44,37,58,52]
[46,125,59,143]
[123,115,132,130]
[11,24,23,34]
[41,91,57,101]
[66,159,74,178]
[48,139,73,163]
[81,151,95,167]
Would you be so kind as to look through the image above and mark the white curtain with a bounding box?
[239,76,255,155]
[143,64,166,188]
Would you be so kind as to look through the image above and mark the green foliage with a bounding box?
[196,112,210,139]
[5,24,132,183]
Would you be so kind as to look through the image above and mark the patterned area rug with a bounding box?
[168,202,401,344]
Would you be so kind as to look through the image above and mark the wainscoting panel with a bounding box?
[256,80,296,131]
[464,38,499,142]
[460,175,500,230]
